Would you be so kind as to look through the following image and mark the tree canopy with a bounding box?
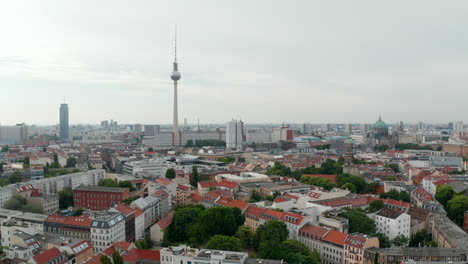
[435,185,454,207]
[300,176,336,190]
[165,205,244,246]
[341,208,376,235]
[190,166,200,187]
[4,194,43,213]
[447,195,468,226]
[58,187,74,209]
[206,235,241,251]
[165,168,176,179]
[379,190,410,203]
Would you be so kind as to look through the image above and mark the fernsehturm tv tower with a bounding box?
[170,29,181,145]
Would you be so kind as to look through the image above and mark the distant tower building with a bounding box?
[361,124,368,135]
[144,125,160,136]
[345,124,352,135]
[101,120,109,128]
[418,121,426,131]
[134,124,143,133]
[454,121,464,134]
[343,138,355,174]
[171,29,182,145]
[325,124,331,132]
[59,103,69,142]
[226,119,245,149]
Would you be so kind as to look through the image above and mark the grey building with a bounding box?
[59,103,69,141]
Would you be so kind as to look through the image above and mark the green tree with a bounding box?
[340,183,357,193]
[190,166,200,187]
[166,205,205,242]
[266,162,292,176]
[23,157,30,166]
[7,171,23,184]
[100,255,112,264]
[368,200,384,213]
[235,225,255,250]
[0,162,6,173]
[338,175,367,193]
[341,208,376,235]
[99,179,118,187]
[190,206,241,244]
[66,157,77,168]
[373,233,391,248]
[391,235,409,247]
[379,190,410,203]
[206,235,241,251]
[112,251,123,264]
[73,208,85,216]
[42,147,47,152]
[279,240,320,264]
[447,195,468,226]
[435,185,454,207]
[1,145,9,152]
[300,176,337,190]
[4,195,27,210]
[185,139,194,147]
[118,180,136,192]
[386,176,397,181]
[58,187,74,209]
[123,196,140,205]
[217,157,235,164]
[166,168,176,179]
[409,229,437,247]
[256,220,289,260]
[249,189,262,202]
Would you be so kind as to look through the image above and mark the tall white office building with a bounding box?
[226,119,245,149]
[454,121,464,134]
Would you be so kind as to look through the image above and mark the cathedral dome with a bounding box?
[373,117,388,130]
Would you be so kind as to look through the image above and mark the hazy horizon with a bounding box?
[2,1,468,125]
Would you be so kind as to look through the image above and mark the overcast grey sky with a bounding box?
[1,1,467,125]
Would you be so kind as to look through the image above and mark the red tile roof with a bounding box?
[218,180,239,189]
[63,214,92,227]
[273,196,290,203]
[154,189,169,199]
[156,177,172,186]
[245,205,266,219]
[177,184,191,191]
[198,181,219,188]
[114,204,135,217]
[344,235,367,248]
[299,224,329,240]
[33,248,63,264]
[123,249,160,262]
[261,209,284,220]
[134,208,144,217]
[157,210,174,230]
[216,198,249,210]
[190,193,204,202]
[102,242,132,256]
[280,212,305,225]
[323,230,348,246]
[383,198,411,208]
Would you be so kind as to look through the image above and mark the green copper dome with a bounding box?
[374,116,388,130]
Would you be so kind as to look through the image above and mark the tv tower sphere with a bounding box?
[171,69,181,81]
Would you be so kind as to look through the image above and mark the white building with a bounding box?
[134,209,145,241]
[0,124,28,144]
[27,169,105,194]
[214,172,270,183]
[90,212,126,253]
[0,187,13,207]
[123,159,166,178]
[131,195,161,229]
[226,119,244,149]
[375,209,410,240]
[161,246,248,264]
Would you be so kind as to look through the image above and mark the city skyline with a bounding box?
[2,1,468,125]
